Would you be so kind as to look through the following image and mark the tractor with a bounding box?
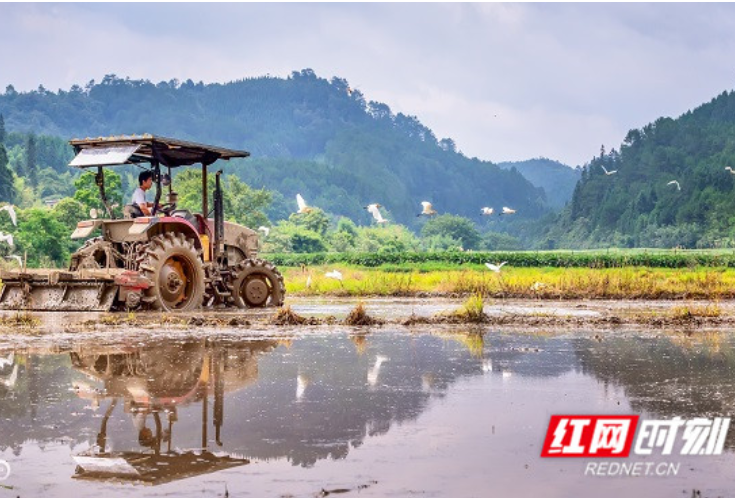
[0,134,285,312]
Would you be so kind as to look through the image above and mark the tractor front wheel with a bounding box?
[231,258,285,308]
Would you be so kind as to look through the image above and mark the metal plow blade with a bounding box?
[0,271,117,312]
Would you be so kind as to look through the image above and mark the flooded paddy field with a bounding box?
[0,299,735,496]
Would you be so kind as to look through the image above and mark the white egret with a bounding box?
[481,207,494,216]
[600,165,618,176]
[667,180,681,191]
[500,207,516,215]
[417,201,437,217]
[258,226,270,237]
[0,232,13,248]
[325,270,343,282]
[296,194,313,214]
[485,262,507,273]
[365,203,387,224]
[726,166,735,174]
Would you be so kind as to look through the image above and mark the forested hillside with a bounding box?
[0,70,548,229]
[544,90,735,249]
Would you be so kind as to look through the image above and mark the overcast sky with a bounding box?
[2,3,735,167]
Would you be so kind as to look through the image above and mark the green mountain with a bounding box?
[0,70,549,229]
[497,158,580,209]
[544,90,735,249]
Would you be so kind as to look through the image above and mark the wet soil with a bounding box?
[1,297,734,336]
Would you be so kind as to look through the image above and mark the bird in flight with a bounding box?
[417,201,437,217]
[296,194,313,214]
[365,203,388,224]
[258,226,270,237]
[325,269,343,283]
[485,262,507,273]
[500,207,516,215]
[0,232,13,249]
[481,207,494,216]
[0,205,17,226]
[667,180,681,191]
[726,166,735,174]
[600,165,618,176]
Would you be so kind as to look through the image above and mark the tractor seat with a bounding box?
[124,204,144,219]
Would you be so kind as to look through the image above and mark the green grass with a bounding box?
[266,248,735,269]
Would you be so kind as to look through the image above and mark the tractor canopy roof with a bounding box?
[69,134,250,169]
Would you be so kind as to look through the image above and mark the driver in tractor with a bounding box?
[131,171,154,217]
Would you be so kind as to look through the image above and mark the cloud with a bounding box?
[2,3,735,166]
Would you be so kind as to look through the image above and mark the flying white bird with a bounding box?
[485,262,507,273]
[481,207,494,216]
[365,203,387,224]
[0,205,16,226]
[258,226,270,237]
[667,180,681,191]
[367,355,389,387]
[600,165,618,176]
[296,374,310,401]
[325,270,343,282]
[5,255,22,267]
[296,194,313,214]
[726,166,735,174]
[0,232,13,249]
[500,207,516,215]
[417,201,437,217]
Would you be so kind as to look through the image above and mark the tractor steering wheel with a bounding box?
[153,202,176,216]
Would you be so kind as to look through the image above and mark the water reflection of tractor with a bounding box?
[69,339,278,484]
[0,135,285,312]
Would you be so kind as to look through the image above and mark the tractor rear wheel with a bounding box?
[138,233,205,312]
[231,258,285,308]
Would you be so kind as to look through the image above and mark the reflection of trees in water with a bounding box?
[575,332,735,449]
[0,353,82,456]
[221,333,488,467]
[0,330,601,470]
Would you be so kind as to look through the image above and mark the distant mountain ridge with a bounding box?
[0,70,550,228]
[497,158,580,208]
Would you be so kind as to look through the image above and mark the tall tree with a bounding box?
[25,133,37,188]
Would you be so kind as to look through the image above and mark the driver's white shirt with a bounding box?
[132,187,147,206]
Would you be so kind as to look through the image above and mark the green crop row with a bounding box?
[264,249,735,269]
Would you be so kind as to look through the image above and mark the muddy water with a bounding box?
[1,321,735,496]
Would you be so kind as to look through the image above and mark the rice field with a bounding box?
[281,264,735,299]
